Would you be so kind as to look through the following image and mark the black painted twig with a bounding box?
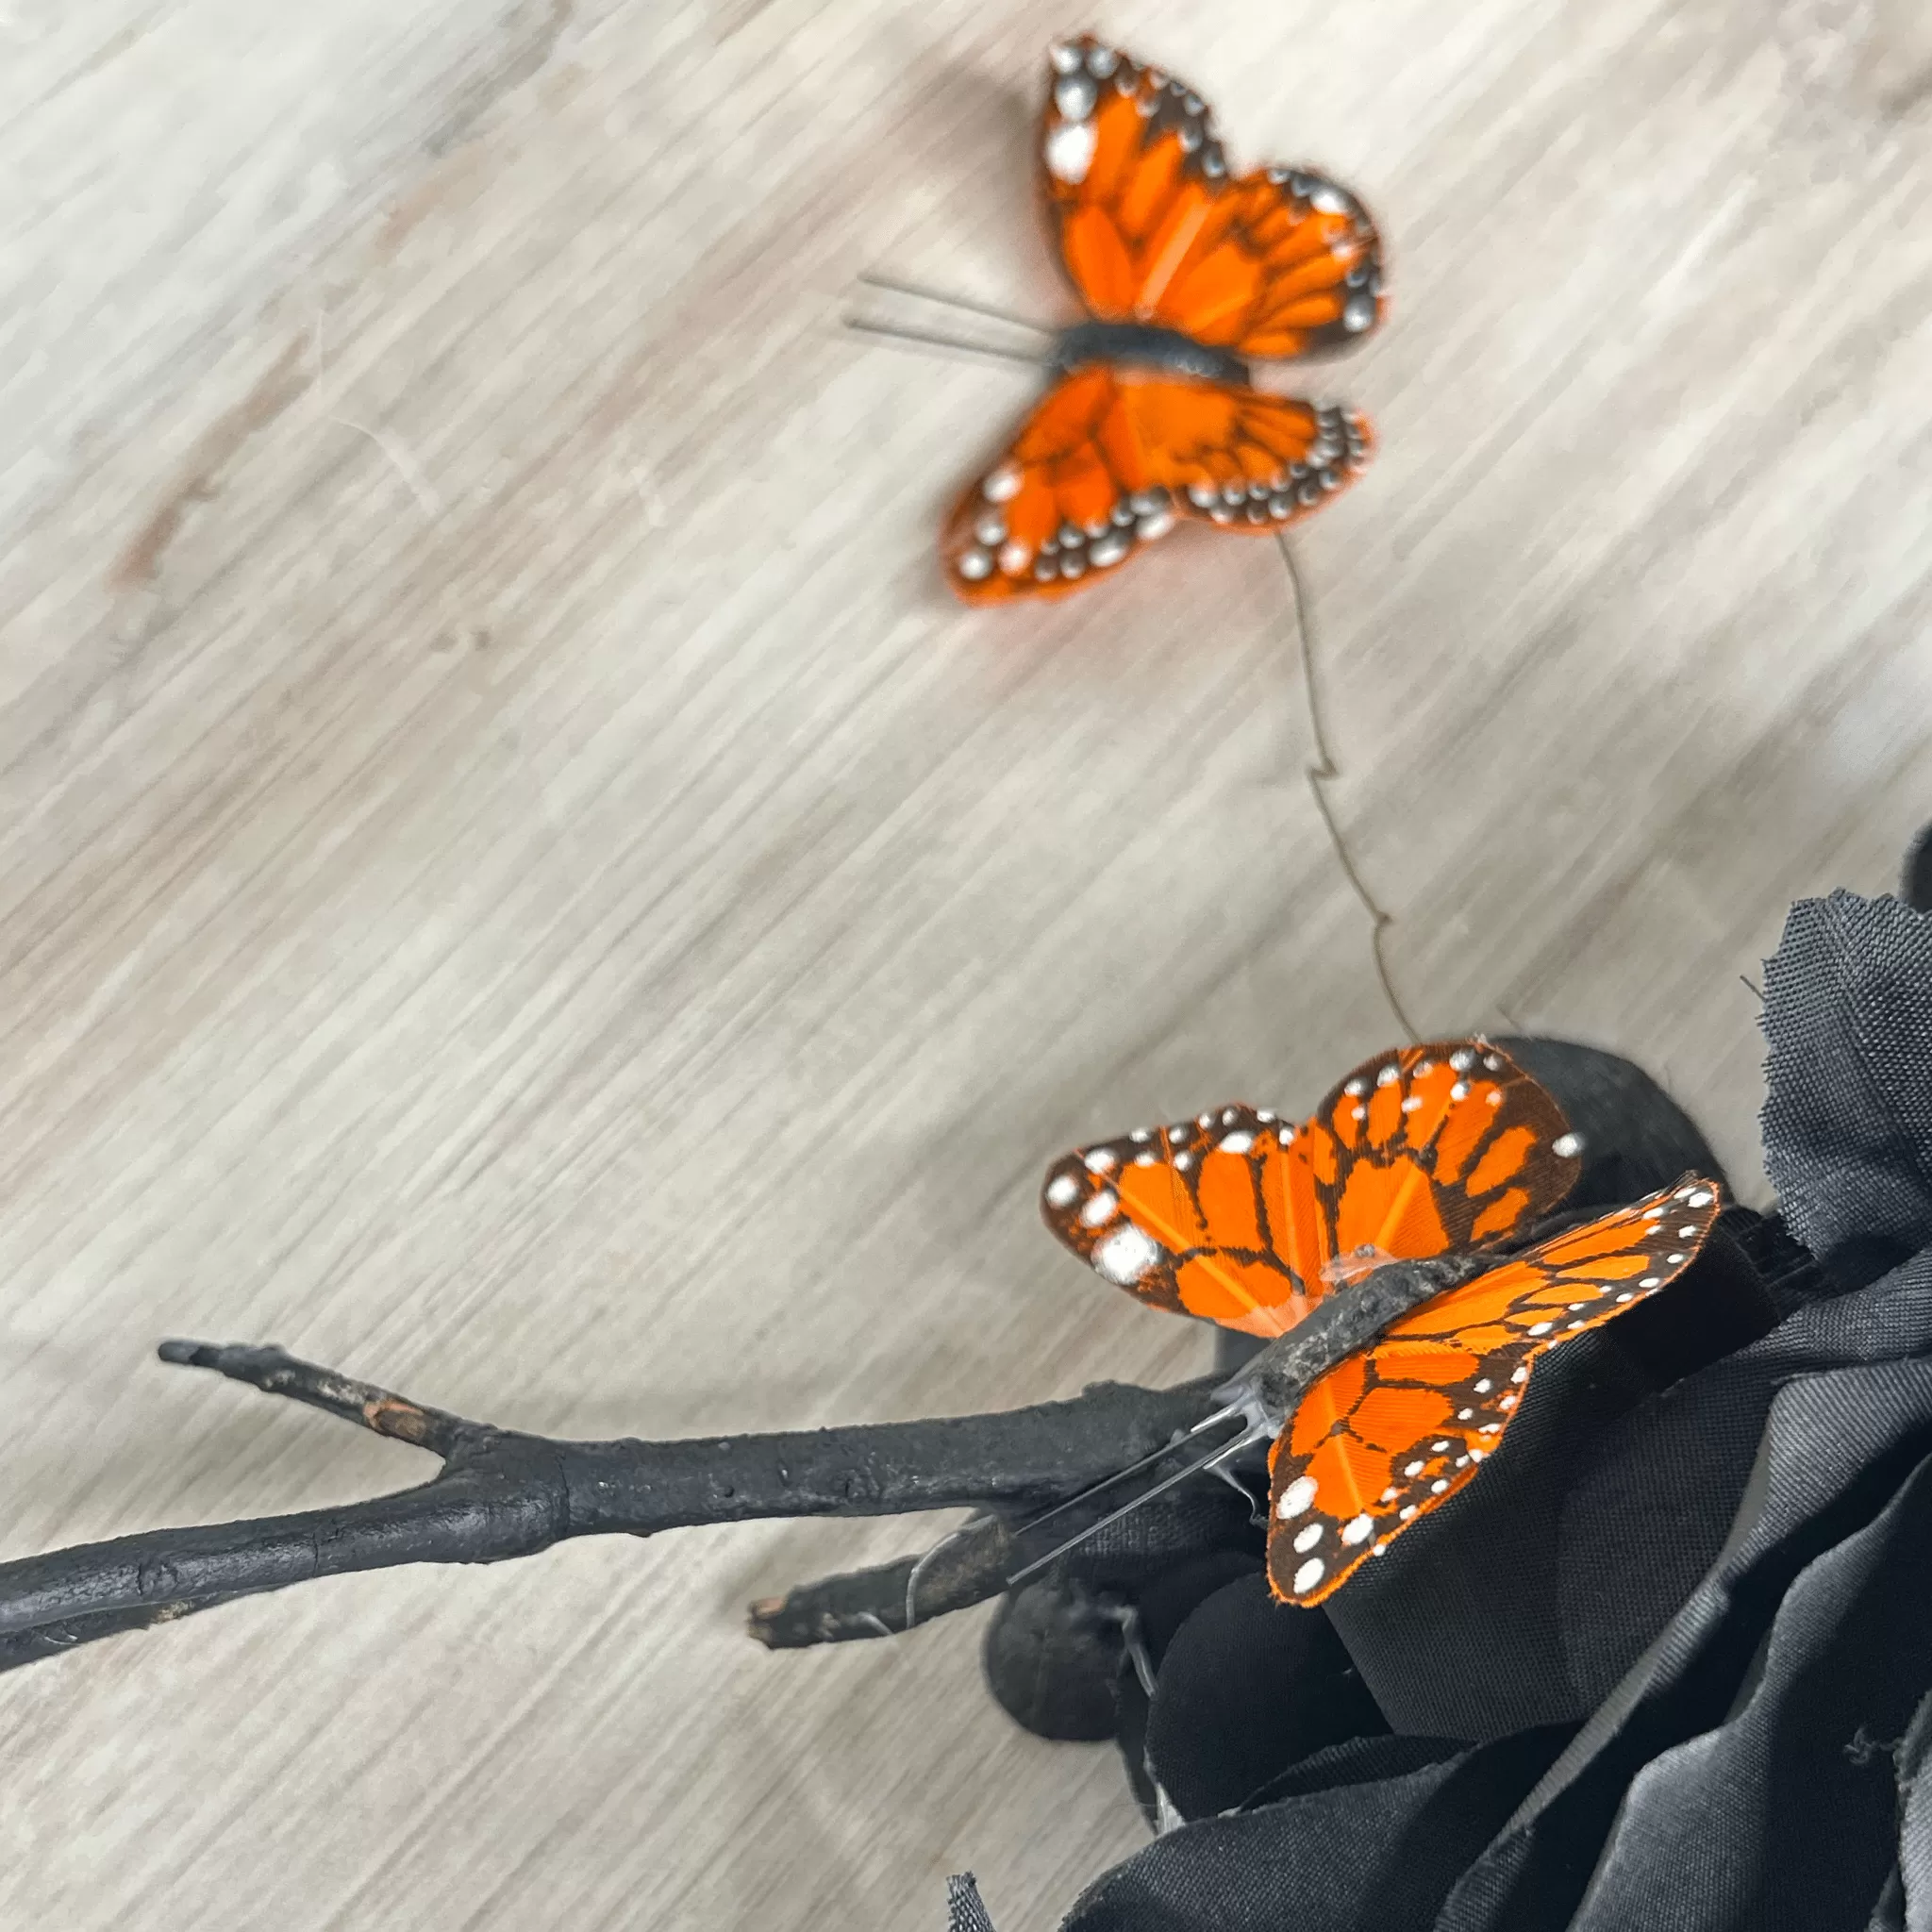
[0,1341,1217,1674]
[750,1514,1016,1648]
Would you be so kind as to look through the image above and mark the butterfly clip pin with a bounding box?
[941,33,1386,603]
[1021,1041,1724,1605]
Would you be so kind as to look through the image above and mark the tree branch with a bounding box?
[0,1341,1218,1674]
[0,1040,1729,1674]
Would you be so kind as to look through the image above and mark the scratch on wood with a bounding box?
[108,337,311,590]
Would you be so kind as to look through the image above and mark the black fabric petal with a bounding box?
[1761,891,1932,1290]
[946,881,1932,1930]
[947,1872,999,1932]
[1562,1445,1932,1929]
[1143,1571,1386,1819]
[1061,1727,1574,1932]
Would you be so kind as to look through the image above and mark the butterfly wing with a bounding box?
[1038,36,1386,358]
[1041,1102,1323,1337]
[943,367,1371,603]
[1264,1177,1725,1606]
[1039,1041,1582,1339]
[1293,1040,1585,1270]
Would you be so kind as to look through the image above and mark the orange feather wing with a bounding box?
[1039,1041,1583,1339]
[1264,1177,1725,1606]
[942,367,1370,602]
[1038,36,1386,358]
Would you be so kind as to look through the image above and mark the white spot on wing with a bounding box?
[1341,1514,1373,1544]
[1093,1225,1163,1286]
[1291,1522,1322,1553]
[1219,1131,1254,1155]
[1291,1557,1324,1594]
[1045,120,1097,183]
[983,463,1022,503]
[1553,1133,1583,1158]
[1054,74,1098,120]
[1084,1148,1117,1174]
[1276,1474,1317,1519]
[1044,1174,1079,1208]
[1079,1191,1118,1227]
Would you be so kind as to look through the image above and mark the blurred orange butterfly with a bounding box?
[1037,1041,1724,1605]
[943,33,1385,604]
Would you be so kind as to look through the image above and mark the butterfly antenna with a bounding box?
[1009,1404,1247,1545]
[856,273,1058,339]
[841,316,1048,369]
[1007,1417,1270,1588]
[1275,532,1421,1043]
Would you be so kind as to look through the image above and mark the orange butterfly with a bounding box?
[1040,1041,1580,1339]
[1037,1041,1724,1605]
[944,33,1385,603]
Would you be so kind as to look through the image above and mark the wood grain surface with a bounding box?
[2,1,1929,1924]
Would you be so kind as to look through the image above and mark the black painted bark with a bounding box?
[0,1340,1219,1674]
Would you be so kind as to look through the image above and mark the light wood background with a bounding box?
[2,1,1928,1924]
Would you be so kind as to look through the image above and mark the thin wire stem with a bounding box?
[1008,1406,1243,1541]
[1277,533,1422,1043]
[841,316,1047,368]
[1006,1420,1267,1587]
[856,272,1057,338]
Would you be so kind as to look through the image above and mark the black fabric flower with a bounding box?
[955,888,1932,1930]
